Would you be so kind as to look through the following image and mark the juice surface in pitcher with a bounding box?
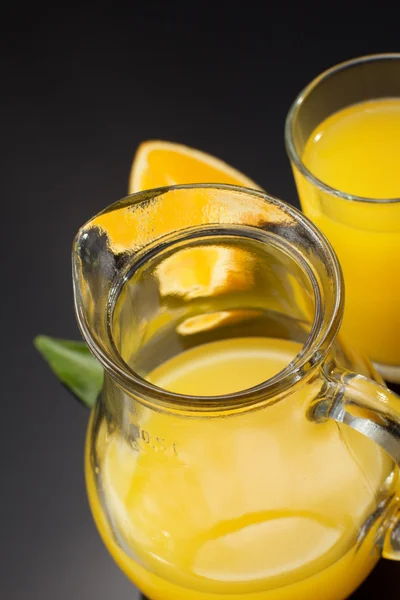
[86,337,392,600]
[300,98,400,366]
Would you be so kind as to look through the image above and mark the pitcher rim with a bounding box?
[73,183,344,412]
[285,53,400,205]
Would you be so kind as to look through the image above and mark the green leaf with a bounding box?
[34,335,104,409]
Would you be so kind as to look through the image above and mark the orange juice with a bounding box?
[86,337,390,600]
[299,99,400,368]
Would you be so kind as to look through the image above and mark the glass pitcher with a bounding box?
[73,184,400,600]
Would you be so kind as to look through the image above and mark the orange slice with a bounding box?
[156,245,255,300]
[128,140,259,193]
[89,141,275,309]
[91,141,267,254]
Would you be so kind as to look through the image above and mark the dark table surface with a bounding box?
[1,4,399,599]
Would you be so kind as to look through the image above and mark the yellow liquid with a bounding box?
[86,338,391,600]
[299,98,400,367]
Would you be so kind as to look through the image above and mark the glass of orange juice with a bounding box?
[285,53,400,383]
[73,184,400,600]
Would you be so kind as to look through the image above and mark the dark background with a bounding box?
[1,4,399,598]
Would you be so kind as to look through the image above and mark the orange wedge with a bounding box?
[128,140,259,193]
[90,141,271,308]
[92,141,265,253]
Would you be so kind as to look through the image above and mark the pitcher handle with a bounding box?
[312,367,400,560]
